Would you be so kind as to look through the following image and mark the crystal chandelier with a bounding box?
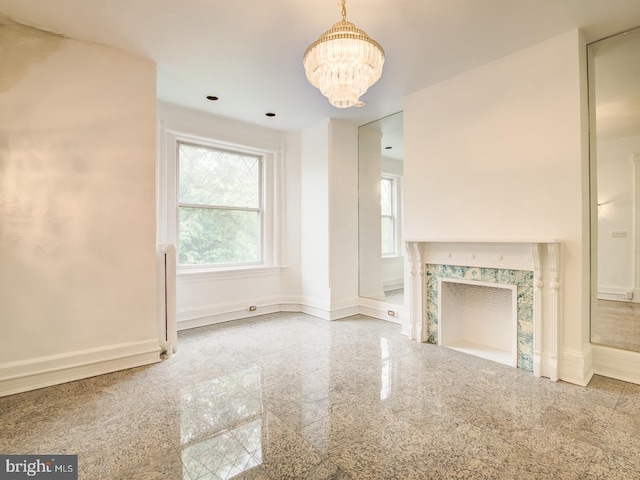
[303,0,385,108]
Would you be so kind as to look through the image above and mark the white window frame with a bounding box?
[381,173,402,258]
[176,141,265,268]
[159,129,282,276]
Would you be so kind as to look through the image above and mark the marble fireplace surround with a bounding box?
[405,241,562,381]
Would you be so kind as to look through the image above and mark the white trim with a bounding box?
[177,266,285,284]
[358,297,406,326]
[560,345,594,386]
[157,112,286,274]
[532,243,543,378]
[592,343,640,385]
[405,241,426,341]
[177,296,284,324]
[597,287,633,301]
[178,302,286,330]
[547,242,562,382]
[381,174,402,257]
[383,281,404,292]
[173,137,272,267]
[0,339,160,397]
[177,295,363,329]
[633,152,640,297]
[405,240,562,381]
[419,241,538,271]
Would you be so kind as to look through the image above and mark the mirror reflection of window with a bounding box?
[381,176,396,256]
[358,112,404,305]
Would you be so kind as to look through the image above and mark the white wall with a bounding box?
[404,30,591,383]
[328,120,360,308]
[596,135,640,296]
[0,22,158,395]
[358,127,385,299]
[300,120,331,310]
[157,102,301,328]
[300,119,360,318]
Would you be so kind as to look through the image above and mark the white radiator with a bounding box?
[157,244,177,357]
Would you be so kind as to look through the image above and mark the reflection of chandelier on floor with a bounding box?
[303,0,385,108]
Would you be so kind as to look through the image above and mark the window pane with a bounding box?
[381,178,392,215]
[179,143,260,208]
[179,207,260,265]
[381,216,395,255]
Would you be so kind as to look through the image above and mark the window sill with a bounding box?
[177,265,286,283]
[382,255,404,262]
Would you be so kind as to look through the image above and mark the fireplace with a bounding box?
[439,278,518,368]
[405,241,561,381]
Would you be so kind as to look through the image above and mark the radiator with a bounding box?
[157,244,177,357]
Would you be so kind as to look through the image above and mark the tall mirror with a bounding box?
[358,112,404,305]
[589,27,640,352]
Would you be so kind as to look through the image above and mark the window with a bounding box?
[177,142,263,267]
[381,175,400,257]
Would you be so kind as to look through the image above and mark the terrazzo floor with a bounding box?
[2,313,640,479]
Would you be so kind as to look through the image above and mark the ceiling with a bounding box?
[2,0,640,132]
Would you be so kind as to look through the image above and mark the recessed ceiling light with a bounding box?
[265,112,276,117]
[206,95,219,101]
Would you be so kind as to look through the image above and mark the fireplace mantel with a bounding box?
[404,240,562,381]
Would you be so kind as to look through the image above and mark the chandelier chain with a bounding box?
[341,0,347,21]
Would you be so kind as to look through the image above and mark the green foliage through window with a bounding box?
[178,143,262,266]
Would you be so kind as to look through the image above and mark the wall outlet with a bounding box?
[611,231,628,238]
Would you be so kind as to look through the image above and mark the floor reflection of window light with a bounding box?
[380,337,391,400]
[180,367,263,479]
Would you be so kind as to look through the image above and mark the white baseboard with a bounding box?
[177,295,408,331]
[177,295,362,330]
[560,345,594,386]
[177,297,286,330]
[358,297,405,326]
[325,296,360,320]
[592,344,640,385]
[383,281,404,292]
[0,339,160,397]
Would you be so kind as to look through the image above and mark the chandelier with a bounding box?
[303,0,385,108]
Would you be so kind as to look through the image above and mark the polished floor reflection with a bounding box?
[2,313,640,479]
